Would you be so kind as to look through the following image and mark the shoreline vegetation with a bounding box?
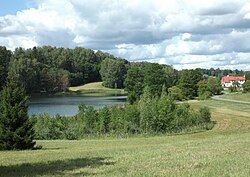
[31,87,213,140]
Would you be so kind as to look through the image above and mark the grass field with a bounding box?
[0,94,249,176]
[218,92,250,102]
[67,82,127,96]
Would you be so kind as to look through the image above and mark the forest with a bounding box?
[0,45,249,97]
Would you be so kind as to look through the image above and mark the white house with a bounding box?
[221,75,246,88]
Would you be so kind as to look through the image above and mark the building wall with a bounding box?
[222,80,245,88]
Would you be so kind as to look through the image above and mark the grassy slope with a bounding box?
[68,82,127,96]
[218,92,250,102]
[0,94,250,177]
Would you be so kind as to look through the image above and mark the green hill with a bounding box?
[68,82,127,96]
[0,93,249,176]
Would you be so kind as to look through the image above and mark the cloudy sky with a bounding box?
[0,0,250,70]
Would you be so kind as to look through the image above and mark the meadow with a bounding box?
[0,93,249,177]
[217,92,250,103]
[67,82,127,96]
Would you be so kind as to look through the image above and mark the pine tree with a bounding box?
[0,82,36,150]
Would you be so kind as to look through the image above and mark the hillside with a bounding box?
[0,93,249,176]
[68,82,127,96]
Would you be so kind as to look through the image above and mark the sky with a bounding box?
[0,0,250,70]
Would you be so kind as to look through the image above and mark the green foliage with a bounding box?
[168,86,184,101]
[0,46,11,89]
[242,80,250,93]
[1,46,121,94]
[32,87,212,139]
[198,107,211,123]
[124,65,144,103]
[123,104,140,134]
[40,68,69,93]
[207,77,223,95]
[138,87,156,133]
[197,77,222,100]
[228,85,238,92]
[100,58,127,89]
[77,104,98,134]
[125,63,176,103]
[178,69,203,99]
[245,71,250,80]
[198,91,212,100]
[0,82,35,150]
[143,63,166,97]
[33,114,84,140]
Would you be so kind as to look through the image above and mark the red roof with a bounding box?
[221,75,246,83]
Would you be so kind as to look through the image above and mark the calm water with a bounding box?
[28,95,126,116]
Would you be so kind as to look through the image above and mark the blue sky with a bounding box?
[0,0,250,70]
[0,0,37,16]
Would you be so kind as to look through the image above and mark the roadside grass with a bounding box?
[0,94,249,177]
[218,92,250,102]
[67,82,127,96]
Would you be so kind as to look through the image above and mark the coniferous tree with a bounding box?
[0,81,36,150]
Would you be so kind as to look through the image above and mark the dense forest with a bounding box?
[0,46,123,94]
[0,45,249,99]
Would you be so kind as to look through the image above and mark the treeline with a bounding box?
[0,46,123,94]
[101,61,249,103]
[1,45,249,98]
[32,88,213,140]
[0,46,250,95]
[124,64,224,103]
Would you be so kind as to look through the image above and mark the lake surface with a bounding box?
[28,95,126,116]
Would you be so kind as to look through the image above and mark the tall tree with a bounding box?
[143,63,166,96]
[207,77,223,95]
[100,58,127,89]
[0,46,12,89]
[124,65,144,103]
[8,55,41,93]
[178,69,202,99]
[0,82,36,150]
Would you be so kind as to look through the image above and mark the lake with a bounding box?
[28,95,127,116]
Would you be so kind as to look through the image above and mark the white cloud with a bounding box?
[0,0,250,70]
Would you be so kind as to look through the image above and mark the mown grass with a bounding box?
[219,92,250,102]
[0,94,249,177]
[67,82,127,96]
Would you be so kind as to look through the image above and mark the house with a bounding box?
[221,75,246,88]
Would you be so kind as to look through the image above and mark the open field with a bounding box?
[0,94,249,176]
[217,92,250,103]
[68,82,127,96]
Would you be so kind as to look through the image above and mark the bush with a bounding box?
[242,80,250,93]
[32,93,213,139]
[198,107,211,123]
[198,91,212,100]
[168,86,184,101]
[228,86,237,92]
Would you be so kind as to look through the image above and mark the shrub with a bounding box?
[123,104,140,134]
[32,92,213,139]
[198,91,212,100]
[228,86,237,92]
[98,106,111,134]
[242,80,250,93]
[198,107,211,123]
[77,104,98,134]
[168,86,184,101]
